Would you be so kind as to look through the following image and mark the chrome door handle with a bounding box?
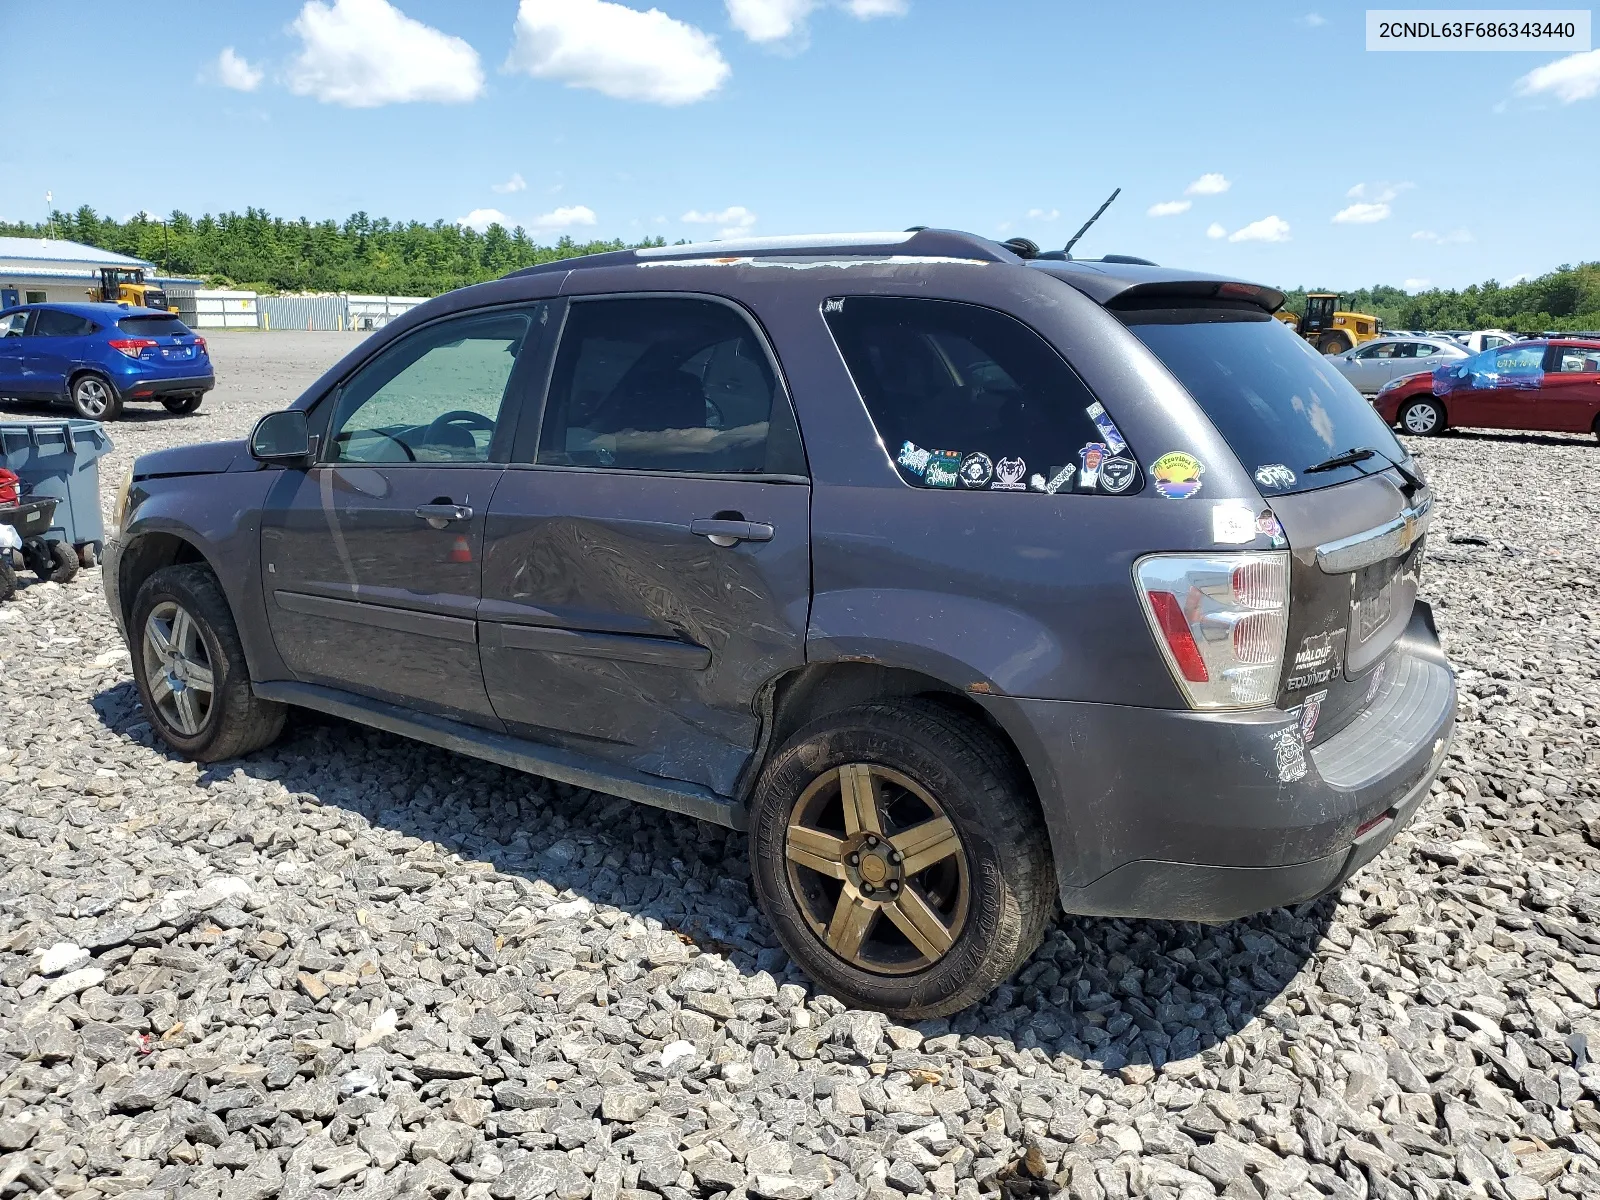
[415,503,472,522]
[690,518,774,546]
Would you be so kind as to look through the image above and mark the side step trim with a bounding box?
[253,680,746,830]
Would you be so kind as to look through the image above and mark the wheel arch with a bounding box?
[67,366,117,399]
[740,660,1062,871]
[115,530,216,635]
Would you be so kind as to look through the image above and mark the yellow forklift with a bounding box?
[87,267,175,312]
[1276,292,1382,355]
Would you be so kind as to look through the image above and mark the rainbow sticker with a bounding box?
[1151,451,1204,499]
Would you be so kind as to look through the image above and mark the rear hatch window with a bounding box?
[1123,309,1407,494]
[117,316,191,337]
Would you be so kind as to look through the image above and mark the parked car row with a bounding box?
[1373,338,1600,438]
[0,301,214,420]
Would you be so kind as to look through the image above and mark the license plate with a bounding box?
[1354,577,1394,645]
[162,345,192,359]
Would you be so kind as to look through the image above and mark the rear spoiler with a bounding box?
[1102,279,1286,315]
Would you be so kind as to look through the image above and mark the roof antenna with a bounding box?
[1063,187,1121,259]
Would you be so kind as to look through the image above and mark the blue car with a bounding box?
[0,302,213,420]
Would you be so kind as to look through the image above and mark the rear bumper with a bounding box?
[117,373,214,400]
[980,601,1455,922]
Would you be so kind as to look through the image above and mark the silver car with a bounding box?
[1329,336,1469,394]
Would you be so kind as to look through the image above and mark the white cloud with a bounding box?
[1403,278,1431,291]
[1515,49,1600,104]
[1412,228,1473,244]
[287,0,484,107]
[529,204,598,230]
[1206,222,1226,239]
[213,47,263,92]
[725,0,906,43]
[683,205,758,238]
[1507,271,1536,284]
[493,173,527,194]
[1346,180,1413,203]
[1026,208,1060,221]
[1301,13,1326,27]
[1147,199,1191,218]
[458,208,512,231]
[1184,173,1231,196]
[1228,215,1291,243]
[507,0,729,106]
[1333,202,1390,224]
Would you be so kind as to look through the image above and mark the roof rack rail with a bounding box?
[508,228,1020,278]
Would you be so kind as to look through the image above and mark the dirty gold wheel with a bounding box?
[751,699,1056,1018]
[785,763,970,975]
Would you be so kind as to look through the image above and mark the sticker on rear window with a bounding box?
[1043,465,1074,494]
[924,451,960,488]
[991,457,1027,491]
[1028,473,1047,492]
[958,452,993,488]
[1099,457,1137,494]
[1085,402,1127,455]
[897,441,931,477]
[1151,451,1204,499]
[1077,442,1108,490]
[1254,463,1296,490]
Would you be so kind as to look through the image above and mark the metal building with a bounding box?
[0,237,168,307]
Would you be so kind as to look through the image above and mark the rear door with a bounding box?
[1124,310,1426,742]
[1476,342,1553,430]
[479,294,811,796]
[260,305,541,724]
[22,308,96,397]
[1541,343,1600,433]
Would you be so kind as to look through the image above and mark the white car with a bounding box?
[1454,329,1520,354]
[1327,335,1469,394]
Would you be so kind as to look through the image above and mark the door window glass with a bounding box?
[1356,342,1399,359]
[32,309,96,337]
[537,297,797,474]
[1553,346,1600,373]
[327,308,533,464]
[826,296,1134,493]
[0,313,27,338]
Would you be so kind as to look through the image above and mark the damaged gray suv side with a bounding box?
[103,230,1456,1017]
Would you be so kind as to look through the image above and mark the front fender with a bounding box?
[116,470,287,683]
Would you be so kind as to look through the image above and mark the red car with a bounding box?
[1375,339,1600,437]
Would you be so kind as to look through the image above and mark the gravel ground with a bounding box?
[1,342,1599,1200]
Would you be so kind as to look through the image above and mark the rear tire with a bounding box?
[71,374,121,421]
[749,698,1056,1019]
[0,555,14,601]
[162,394,202,415]
[1400,398,1445,436]
[129,564,286,762]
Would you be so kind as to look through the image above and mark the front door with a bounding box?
[24,307,97,401]
[0,311,28,393]
[480,295,811,795]
[260,305,542,723]
[1541,344,1600,433]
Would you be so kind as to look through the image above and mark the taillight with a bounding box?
[0,469,19,507]
[1135,552,1290,709]
[108,338,157,359]
[194,337,207,354]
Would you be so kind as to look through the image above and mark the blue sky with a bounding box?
[2,1,1597,291]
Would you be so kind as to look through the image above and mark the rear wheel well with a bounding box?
[747,662,1036,806]
[67,368,113,394]
[117,532,209,629]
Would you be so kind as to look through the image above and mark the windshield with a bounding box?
[1124,309,1407,494]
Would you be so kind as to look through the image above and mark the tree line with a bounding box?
[4,207,1597,330]
[0,207,653,297]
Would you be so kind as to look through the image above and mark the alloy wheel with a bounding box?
[141,600,216,737]
[784,762,970,974]
[75,378,110,417]
[1403,402,1438,434]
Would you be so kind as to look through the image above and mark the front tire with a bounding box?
[1319,334,1351,355]
[162,394,202,415]
[71,374,121,421]
[749,699,1056,1019]
[130,564,285,761]
[1400,398,1445,435]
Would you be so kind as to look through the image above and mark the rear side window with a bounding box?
[1554,346,1600,373]
[536,297,804,475]
[1125,310,1404,494]
[825,296,1138,494]
[34,309,97,337]
[117,316,190,337]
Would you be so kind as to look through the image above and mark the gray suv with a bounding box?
[103,230,1456,1017]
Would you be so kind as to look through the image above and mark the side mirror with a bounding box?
[250,410,313,464]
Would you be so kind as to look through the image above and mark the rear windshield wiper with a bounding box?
[1304,446,1377,474]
